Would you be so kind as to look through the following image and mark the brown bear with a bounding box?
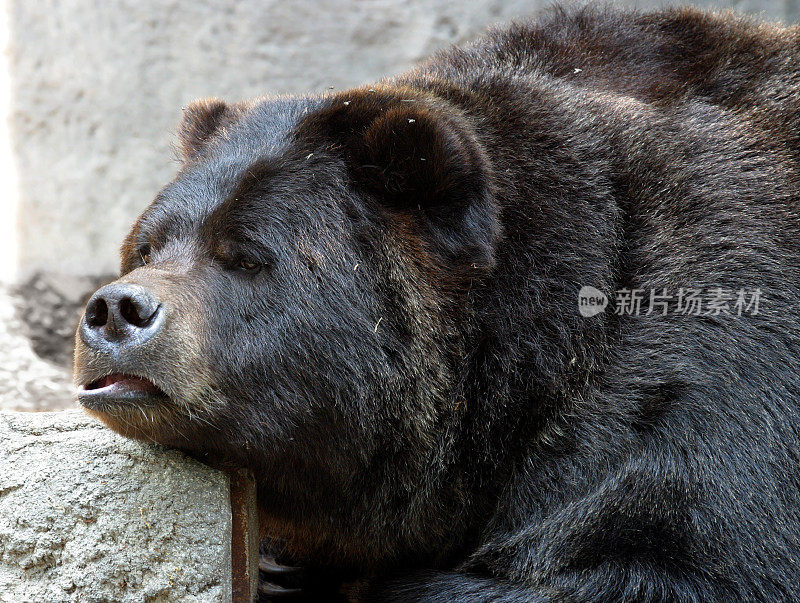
[74,4,800,601]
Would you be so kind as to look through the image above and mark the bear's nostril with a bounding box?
[85,297,109,328]
[119,295,156,328]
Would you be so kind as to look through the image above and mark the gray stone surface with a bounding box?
[0,410,231,602]
[0,283,74,411]
[10,0,800,281]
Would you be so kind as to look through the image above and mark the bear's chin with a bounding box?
[75,373,196,445]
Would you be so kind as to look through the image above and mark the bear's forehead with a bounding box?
[222,95,327,157]
[145,96,334,238]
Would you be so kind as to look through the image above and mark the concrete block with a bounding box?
[0,410,234,602]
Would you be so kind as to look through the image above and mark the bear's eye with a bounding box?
[235,258,261,273]
[138,246,151,265]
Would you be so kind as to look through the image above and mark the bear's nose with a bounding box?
[80,283,164,351]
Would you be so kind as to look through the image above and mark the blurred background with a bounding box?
[0,0,796,411]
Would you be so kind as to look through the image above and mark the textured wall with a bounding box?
[0,410,232,602]
[9,0,800,279]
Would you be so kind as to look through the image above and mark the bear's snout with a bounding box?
[74,267,223,445]
[80,282,164,352]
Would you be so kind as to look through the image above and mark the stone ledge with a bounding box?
[0,410,235,602]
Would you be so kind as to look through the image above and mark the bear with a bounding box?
[74,4,800,601]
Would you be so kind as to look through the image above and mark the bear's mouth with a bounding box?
[78,373,168,409]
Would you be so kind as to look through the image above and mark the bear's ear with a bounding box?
[299,94,499,271]
[177,98,230,162]
[352,104,490,219]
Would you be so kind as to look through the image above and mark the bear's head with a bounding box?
[73,88,499,566]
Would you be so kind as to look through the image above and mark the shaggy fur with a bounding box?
[74,4,800,601]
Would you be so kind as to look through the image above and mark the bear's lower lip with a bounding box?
[78,373,168,409]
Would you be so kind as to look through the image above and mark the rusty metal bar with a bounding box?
[229,468,259,602]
